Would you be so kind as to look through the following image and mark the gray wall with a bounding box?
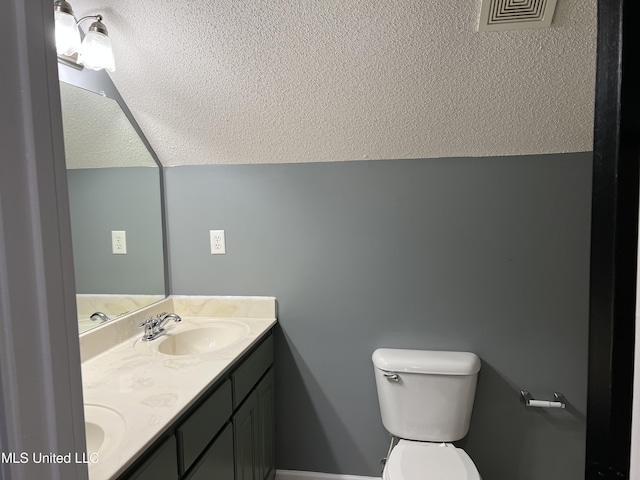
[67,167,164,295]
[165,152,592,479]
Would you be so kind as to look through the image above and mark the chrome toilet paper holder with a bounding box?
[520,390,566,409]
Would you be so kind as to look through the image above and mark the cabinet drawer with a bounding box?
[127,435,177,480]
[177,379,232,474]
[231,334,273,408]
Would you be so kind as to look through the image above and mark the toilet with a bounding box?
[372,348,482,480]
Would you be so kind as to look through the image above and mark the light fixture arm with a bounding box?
[76,14,102,25]
[76,15,108,36]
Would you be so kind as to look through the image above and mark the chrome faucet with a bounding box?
[90,311,110,323]
[139,312,182,341]
[156,312,182,330]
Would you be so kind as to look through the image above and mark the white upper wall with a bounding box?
[74,0,596,166]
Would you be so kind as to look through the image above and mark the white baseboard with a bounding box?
[276,470,381,480]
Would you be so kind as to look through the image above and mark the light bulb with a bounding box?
[78,21,115,72]
[54,9,80,55]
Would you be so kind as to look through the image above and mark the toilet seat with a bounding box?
[383,440,480,480]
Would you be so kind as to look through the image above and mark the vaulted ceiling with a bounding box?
[72,0,596,166]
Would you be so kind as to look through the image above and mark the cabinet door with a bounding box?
[185,423,234,480]
[257,368,275,480]
[233,390,259,480]
[127,435,178,480]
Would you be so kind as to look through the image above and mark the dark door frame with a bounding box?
[587,1,639,478]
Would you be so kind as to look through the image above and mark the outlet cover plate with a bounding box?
[210,230,226,254]
[112,230,127,254]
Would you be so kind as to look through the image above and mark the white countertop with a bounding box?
[80,296,277,480]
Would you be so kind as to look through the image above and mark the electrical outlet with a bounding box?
[112,230,127,254]
[210,230,226,254]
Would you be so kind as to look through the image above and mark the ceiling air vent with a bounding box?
[478,0,558,32]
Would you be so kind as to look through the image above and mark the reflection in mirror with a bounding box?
[59,81,165,333]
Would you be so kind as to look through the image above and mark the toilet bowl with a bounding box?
[383,440,480,480]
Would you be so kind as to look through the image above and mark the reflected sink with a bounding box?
[84,404,126,460]
[157,321,250,355]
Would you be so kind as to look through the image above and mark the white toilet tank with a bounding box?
[372,348,481,442]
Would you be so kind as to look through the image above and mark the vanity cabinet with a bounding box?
[234,390,259,480]
[178,380,233,473]
[119,331,274,480]
[257,369,275,480]
[128,436,178,480]
[184,423,234,480]
[233,369,275,480]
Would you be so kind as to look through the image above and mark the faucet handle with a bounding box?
[139,316,155,328]
[139,316,159,341]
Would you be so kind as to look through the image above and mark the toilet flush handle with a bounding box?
[383,372,400,382]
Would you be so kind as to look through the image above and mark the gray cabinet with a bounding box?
[257,369,275,480]
[232,367,275,480]
[231,336,273,408]
[119,331,274,480]
[185,423,234,480]
[178,380,233,474]
[231,335,275,480]
[233,390,259,480]
[128,435,178,480]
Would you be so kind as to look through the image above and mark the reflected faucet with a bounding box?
[139,312,182,341]
[90,312,110,323]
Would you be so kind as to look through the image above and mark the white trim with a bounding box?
[0,0,86,478]
[276,470,381,480]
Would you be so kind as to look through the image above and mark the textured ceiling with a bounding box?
[59,82,156,168]
[71,0,596,166]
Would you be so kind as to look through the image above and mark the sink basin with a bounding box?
[84,421,104,454]
[157,321,250,355]
[84,404,126,460]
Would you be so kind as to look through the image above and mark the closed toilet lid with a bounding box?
[384,441,480,480]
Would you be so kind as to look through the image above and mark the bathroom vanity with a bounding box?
[123,332,274,480]
[80,296,277,480]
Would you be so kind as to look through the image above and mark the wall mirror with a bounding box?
[59,79,166,333]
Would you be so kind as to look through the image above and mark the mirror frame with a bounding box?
[58,62,170,316]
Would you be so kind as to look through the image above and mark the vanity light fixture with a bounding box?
[53,0,115,72]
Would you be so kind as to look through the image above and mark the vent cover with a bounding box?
[478,0,558,32]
